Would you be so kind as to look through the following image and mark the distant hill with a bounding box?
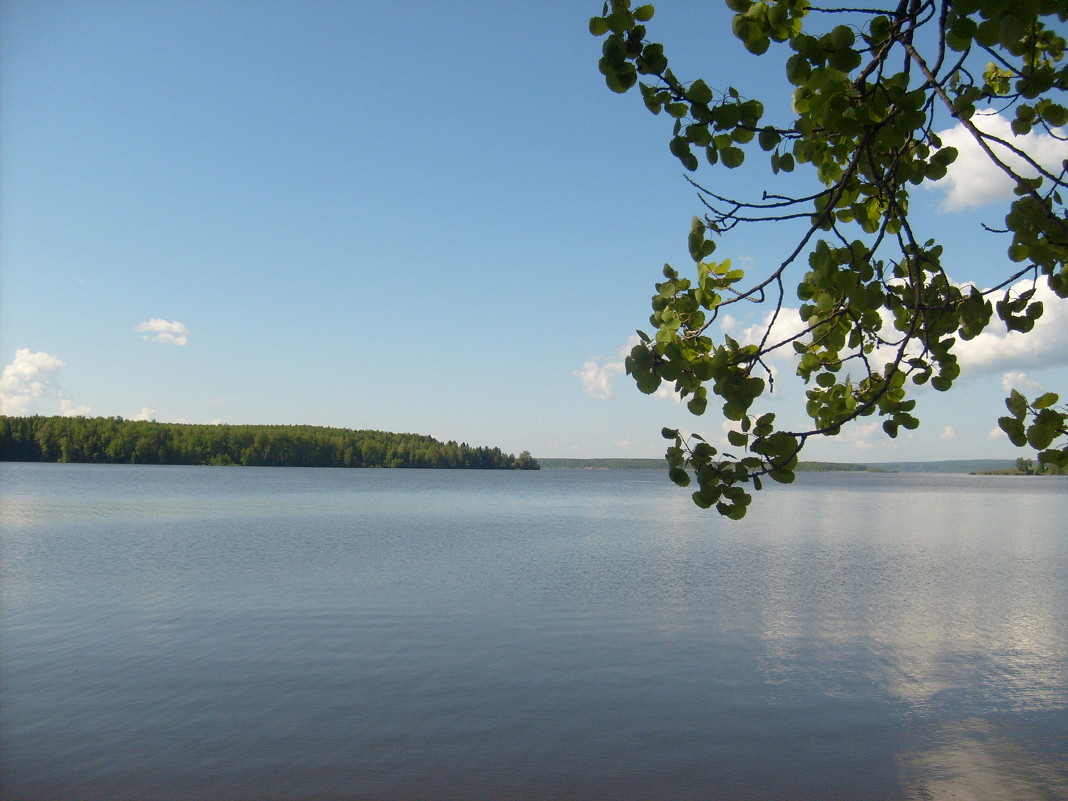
[795,461,888,472]
[537,458,667,470]
[538,457,1021,474]
[539,458,883,471]
[863,459,1018,474]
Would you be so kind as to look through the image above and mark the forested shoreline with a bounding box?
[0,416,540,470]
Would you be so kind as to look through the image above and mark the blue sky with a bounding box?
[2,1,1066,462]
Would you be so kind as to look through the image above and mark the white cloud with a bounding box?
[132,406,156,421]
[938,425,961,440]
[59,399,92,417]
[575,335,640,400]
[955,281,1068,374]
[709,280,1066,399]
[0,348,89,416]
[930,112,1068,211]
[727,306,808,363]
[842,421,881,450]
[137,318,189,346]
[574,359,624,399]
[654,384,686,403]
[988,426,1006,439]
[1002,371,1042,393]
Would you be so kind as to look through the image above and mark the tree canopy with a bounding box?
[591,0,1068,517]
[0,416,541,470]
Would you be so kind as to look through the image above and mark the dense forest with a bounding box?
[0,416,540,470]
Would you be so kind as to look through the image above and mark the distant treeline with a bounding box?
[539,457,885,472]
[538,458,668,470]
[794,461,888,472]
[0,416,540,470]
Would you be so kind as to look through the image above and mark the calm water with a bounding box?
[1,463,1066,800]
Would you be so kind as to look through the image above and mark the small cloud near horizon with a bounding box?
[137,318,189,346]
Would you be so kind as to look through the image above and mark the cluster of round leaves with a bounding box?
[625,232,802,515]
[999,389,1068,471]
[593,0,1068,515]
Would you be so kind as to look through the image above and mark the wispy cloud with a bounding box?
[929,112,1068,211]
[841,421,882,450]
[1002,371,1042,393]
[575,336,639,399]
[137,318,189,346]
[574,359,624,399]
[60,399,92,417]
[0,348,89,416]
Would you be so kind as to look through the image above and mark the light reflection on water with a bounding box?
[1,463,1065,800]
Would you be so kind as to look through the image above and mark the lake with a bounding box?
[1,462,1066,800]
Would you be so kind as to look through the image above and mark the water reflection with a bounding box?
[899,718,1068,800]
[739,475,1068,798]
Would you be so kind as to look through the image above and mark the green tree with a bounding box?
[515,450,542,470]
[591,0,1068,517]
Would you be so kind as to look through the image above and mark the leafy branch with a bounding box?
[592,0,1068,516]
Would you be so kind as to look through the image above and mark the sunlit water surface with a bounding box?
[1,463,1066,800]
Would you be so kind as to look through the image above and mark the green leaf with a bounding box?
[1006,389,1027,419]
[635,371,661,394]
[1027,423,1056,450]
[691,491,713,509]
[1042,103,1068,127]
[638,43,668,74]
[688,79,713,105]
[768,468,794,484]
[605,65,638,93]
[999,416,1028,447]
[668,467,690,486]
[720,147,745,168]
[786,54,810,86]
[727,429,748,447]
[931,375,953,391]
[758,128,780,151]
[1033,392,1059,409]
